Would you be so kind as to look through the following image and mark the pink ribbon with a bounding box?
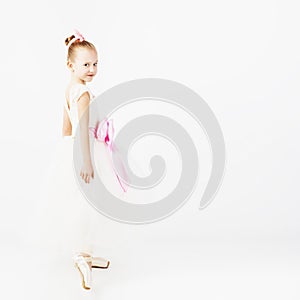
[68,29,85,48]
[74,29,85,41]
[89,118,129,193]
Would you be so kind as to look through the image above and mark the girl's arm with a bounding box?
[77,92,92,165]
[62,106,72,137]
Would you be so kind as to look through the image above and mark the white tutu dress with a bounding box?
[35,83,128,263]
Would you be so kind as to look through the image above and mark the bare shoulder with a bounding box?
[77,91,91,120]
[77,91,90,107]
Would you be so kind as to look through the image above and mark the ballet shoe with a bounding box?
[73,253,92,290]
[90,256,110,269]
[76,251,110,269]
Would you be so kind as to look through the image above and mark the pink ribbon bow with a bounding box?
[74,29,85,42]
[68,29,85,48]
[89,118,129,193]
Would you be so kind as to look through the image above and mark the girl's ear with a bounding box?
[67,60,74,72]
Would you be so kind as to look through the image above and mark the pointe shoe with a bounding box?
[77,252,110,269]
[90,256,110,269]
[73,254,92,290]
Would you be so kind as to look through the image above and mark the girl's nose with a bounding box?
[90,66,95,72]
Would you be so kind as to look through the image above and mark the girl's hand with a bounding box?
[80,162,94,184]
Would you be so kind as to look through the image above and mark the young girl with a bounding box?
[36,30,112,291]
[64,29,112,290]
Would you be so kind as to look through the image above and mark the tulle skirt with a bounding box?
[34,136,128,262]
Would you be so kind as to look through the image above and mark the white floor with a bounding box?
[2,234,299,300]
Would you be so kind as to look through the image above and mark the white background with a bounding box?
[0,0,299,299]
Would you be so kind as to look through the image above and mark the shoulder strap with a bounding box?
[72,83,91,103]
[65,84,92,116]
[64,90,72,118]
[64,101,71,118]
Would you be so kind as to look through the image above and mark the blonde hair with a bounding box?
[65,34,96,62]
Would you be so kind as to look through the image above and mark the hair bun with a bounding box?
[64,35,75,46]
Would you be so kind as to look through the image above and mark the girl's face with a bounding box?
[69,48,98,83]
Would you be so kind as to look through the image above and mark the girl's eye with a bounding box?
[94,63,98,66]
[84,63,89,67]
